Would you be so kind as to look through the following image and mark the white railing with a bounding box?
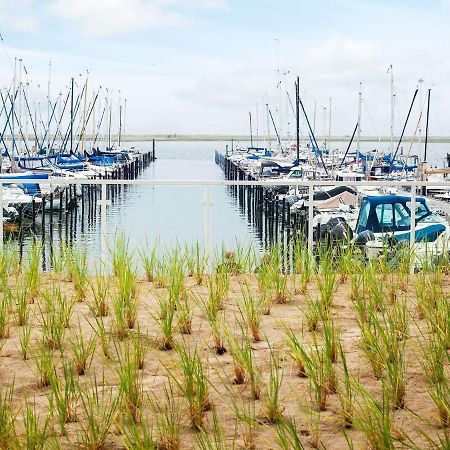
[1,178,450,261]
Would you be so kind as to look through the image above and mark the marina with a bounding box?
[1,1,450,449]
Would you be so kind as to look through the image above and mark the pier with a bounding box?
[216,150,300,249]
[4,146,156,256]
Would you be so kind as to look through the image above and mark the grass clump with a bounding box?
[170,343,211,430]
[78,374,120,450]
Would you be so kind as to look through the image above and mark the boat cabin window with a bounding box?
[415,202,431,221]
[356,199,370,233]
[393,203,411,227]
[375,204,394,229]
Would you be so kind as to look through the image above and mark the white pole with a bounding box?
[99,183,111,265]
[410,184,416,273]
[0,183,3,252]
[308,184,314,255]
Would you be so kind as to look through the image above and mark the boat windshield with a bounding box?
[388,201,435,230]
[414,202,432,222]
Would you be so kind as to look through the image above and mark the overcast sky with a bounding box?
[1,0,449,136]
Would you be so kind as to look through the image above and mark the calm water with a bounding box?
[105,141,261,252]
[12,139,450,266]
[17,141,262,265]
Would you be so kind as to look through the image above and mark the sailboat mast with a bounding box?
[266,102,271,151]
[322,106,326,149]
[34,101,37,152]
[418,78,424,152]
[108,94,112,149]
[390,64,394,156]
[70,77,74,154]
[12,57,16,158]
[81,72,88,153]
[118,103,122,147]
[328,97,332,150]
[123,98,127,138]
[18,58,23,155]
[296,77,300,163]
[249,111,253,147]
[313,100,317,135]
[357,82,362,158]
[47,60,51,152]
[424,88,431,162]
[92,89,97,150]
[255,103,259,148]
[23,65,29,152]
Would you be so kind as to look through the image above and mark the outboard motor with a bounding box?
[354,230,376,245]
[329,221,353,242]
[317,218,353,244]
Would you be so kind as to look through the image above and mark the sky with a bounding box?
[1,0,450,136]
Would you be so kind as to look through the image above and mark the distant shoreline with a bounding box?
[117,134,450,144]
[4,134,450,144]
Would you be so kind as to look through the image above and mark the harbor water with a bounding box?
[11,139,450,267]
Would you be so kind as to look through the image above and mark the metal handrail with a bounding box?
[0,178,449,187]
[1,178,450,265]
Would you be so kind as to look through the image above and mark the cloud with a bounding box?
[0,0,39,33]
[48,0,227,37]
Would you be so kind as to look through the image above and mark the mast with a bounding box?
[12,57,16,158]
[313,100,317,134]
[268,107,281,146]
[47,60,51,152]
[56,91,62,149]
[424,88,431,162]
[322,105,326,149]
[92,89,98,150]
[328,97,332,150]
[81,72,88,153]
[418,78,424,151]
[266,102,271,151]
[70,77,74,154]
[34,101,37,152]
[118,102,122,147]
[357,82,362,158]
[389,64,394,156]
[255,103,259,148]
[23,65,29,152]
[249,111,253,147]
[123,98,127,138]
[108,94,112,149]
[18,58,22,155]
[295,76,300,164]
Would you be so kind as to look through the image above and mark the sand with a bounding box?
[0,270,448,449]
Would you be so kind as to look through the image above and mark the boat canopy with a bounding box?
[355,195,431,235]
